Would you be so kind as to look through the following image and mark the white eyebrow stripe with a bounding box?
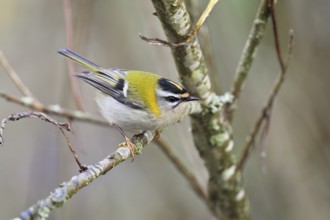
[157,90,181,98]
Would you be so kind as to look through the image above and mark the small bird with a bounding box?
[58,48,199,158]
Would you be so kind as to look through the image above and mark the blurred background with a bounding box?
[0,0,329,219]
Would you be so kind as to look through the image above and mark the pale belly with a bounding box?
[95,92,190,132]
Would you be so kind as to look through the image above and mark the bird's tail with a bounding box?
[58,48,101,72]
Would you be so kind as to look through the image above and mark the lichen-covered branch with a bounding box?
[185,0,221,93]
[150,0,249,219]
[227,0,271,121]
[13,131,154,220]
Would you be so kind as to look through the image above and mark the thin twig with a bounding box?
[268,0,286,72]
[155,137,208,202]
[237,30,294,170]
[0,92,107,126]
[0,111,87,171]
[226,0,271,122]
[59,127,87,172]
[185,0,219,43]
[259,106,272,174]
[62,0,84,111]
[140,0,219,47]
[0,112,65,144]
[0,50,41,104]
[139,33,186,48]
[13,131,155,220]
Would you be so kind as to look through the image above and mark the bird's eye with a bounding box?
[165,96,180,103]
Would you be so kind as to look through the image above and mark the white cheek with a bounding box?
[175,102,190,121]
[158,102,190,128]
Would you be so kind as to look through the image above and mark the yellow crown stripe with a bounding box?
[168,80,183,91]
[126,71,161,116]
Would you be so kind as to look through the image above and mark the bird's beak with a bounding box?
[185,95,200,102]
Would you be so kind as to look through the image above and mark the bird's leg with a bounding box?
[154,129,162,139]
[119,137,135,161]
[113,124,135,161]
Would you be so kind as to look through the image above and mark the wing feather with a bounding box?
[58,48,144,110]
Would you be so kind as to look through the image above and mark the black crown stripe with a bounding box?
[158,78,187,94]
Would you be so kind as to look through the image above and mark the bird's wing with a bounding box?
[75,70,144,110]
[58,48,144,110]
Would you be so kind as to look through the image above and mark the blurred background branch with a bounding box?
[0,91,107,125]
[238,29,295,170]
[62,0,84,111]
[0,51,41,105]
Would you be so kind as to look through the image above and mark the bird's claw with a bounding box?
[119,137,135,161]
